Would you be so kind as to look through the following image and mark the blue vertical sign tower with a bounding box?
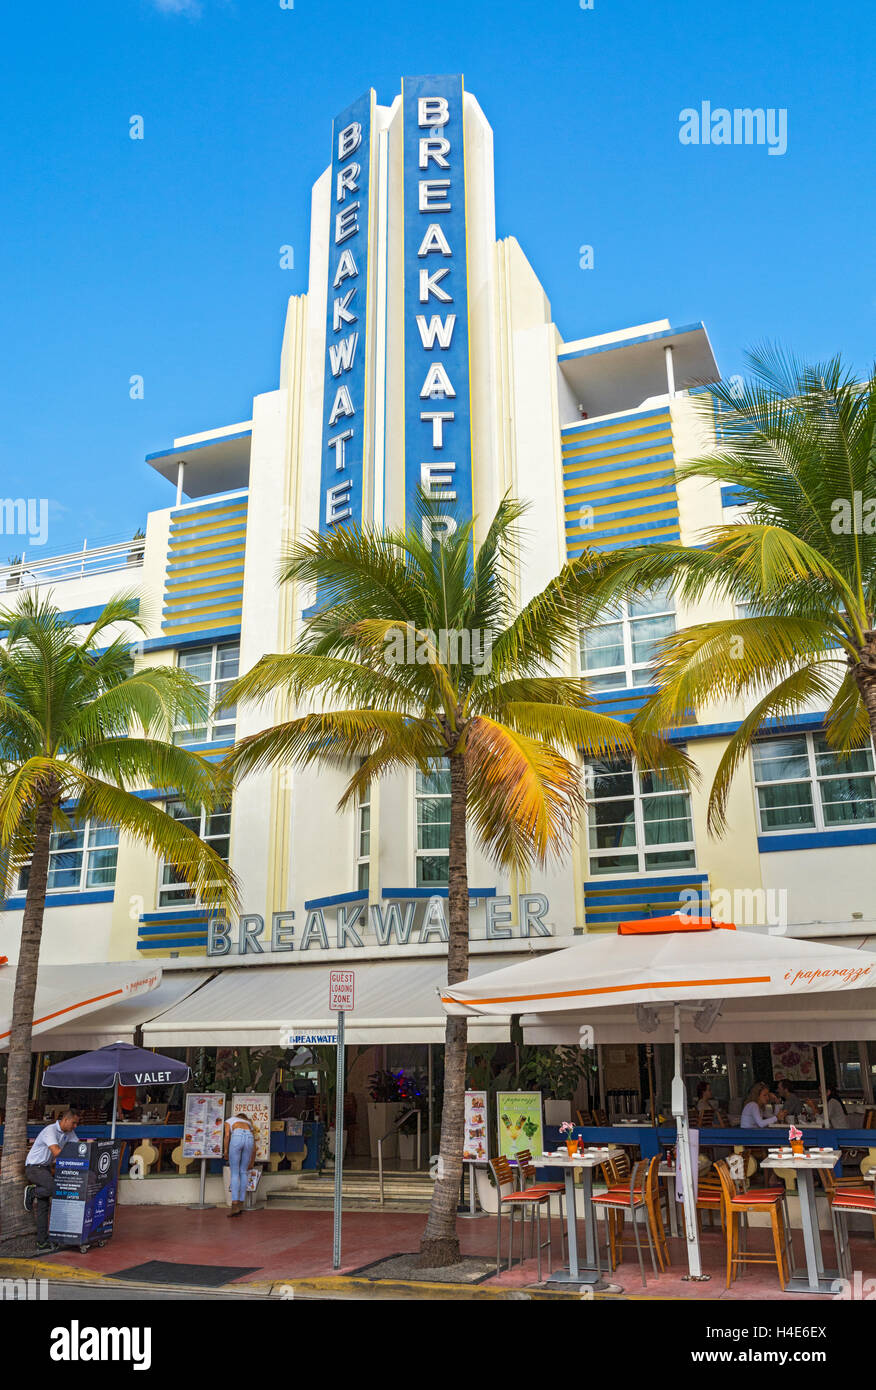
[402,74,473,537]
[317,90,375,536]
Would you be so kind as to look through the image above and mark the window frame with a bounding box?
[158,799,232,908]
[414,758,451,889]
[173,641,240,746]
[580,587,677,692]
[16,819,120,895]
[356,775,371,891]
[585,754,697,877]
[752,731,876,836]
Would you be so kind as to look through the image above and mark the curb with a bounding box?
[0,1258,618,1300]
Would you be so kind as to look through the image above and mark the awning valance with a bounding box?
[142,957,517,1047]
[40,970,213,1051]
[0,963,163,1051]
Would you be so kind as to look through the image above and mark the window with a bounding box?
[158,800,232,906]
[752,733,876,833]
[586,755,696,875]
[173,643,240,745]
[357,776,371,891]
[581,584,676,692]
[17,820,119,894]
[416,759,451,887]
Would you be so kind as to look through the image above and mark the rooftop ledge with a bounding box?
[146,422,253,499]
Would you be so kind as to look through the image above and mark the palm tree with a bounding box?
[221,497,654,1267]
[0,592,238,1240]
[577,347,876,830]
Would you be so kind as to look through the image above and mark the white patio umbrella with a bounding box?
[442,917,876,1279]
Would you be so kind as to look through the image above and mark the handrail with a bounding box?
[0,538,145,588]
[377,1109,423,1207]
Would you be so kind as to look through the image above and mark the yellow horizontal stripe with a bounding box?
[567,504,679,534]
[563,448,673,482]
[166,560,246,582]
[567,458,675,492]
[564,474,678,507]
[171,504,248,531]
[164,577,244,598]
[169,532,246,556]
[561,411,671,445]
[162,617,242,636]
[561,427,673,463]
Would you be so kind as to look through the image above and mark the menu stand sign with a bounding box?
[460,1089,489,1220]
[184,1092,225,1210]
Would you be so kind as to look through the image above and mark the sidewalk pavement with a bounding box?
[2,1204,871,1299]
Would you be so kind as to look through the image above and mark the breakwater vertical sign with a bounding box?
[402,74,473,541]
[318,90,375,535]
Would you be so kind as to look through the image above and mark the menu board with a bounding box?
[463,1089,488,1161]
[231,1093,271,1164]
[182,1093,225,1159]
[496,1091,544,1161]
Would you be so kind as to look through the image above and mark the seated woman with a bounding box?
[740,1081,787,1129]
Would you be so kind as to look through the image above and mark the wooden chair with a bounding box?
[714,1158,789,1291]
[488,1155,554,1281]
[516,1149,566,1255]
[592,1156,659,1286]
[576,1109,593,1127]
[828,1188,876,1281]
[817,1168,876,1247]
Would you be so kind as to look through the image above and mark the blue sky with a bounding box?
[1,0,872,556]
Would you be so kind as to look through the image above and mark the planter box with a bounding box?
[398,1133,416,1162]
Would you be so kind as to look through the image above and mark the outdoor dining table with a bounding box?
[533,1148,614,1287]
[761,1149,842,1295]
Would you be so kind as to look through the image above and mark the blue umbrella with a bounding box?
[43,1041,190,1138]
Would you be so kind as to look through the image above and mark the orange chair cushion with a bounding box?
[832,1192,876,1211]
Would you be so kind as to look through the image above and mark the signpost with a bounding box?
[329,969,354,1269]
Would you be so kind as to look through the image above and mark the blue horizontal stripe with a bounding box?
[571,499,679,530]
[381,887,497,899]
[721,484,751,507]
[584,873,707,891]
[139,908,212,922]
[560,418,672,449]
[163,593,244,616]
[584,885,705,903]
[2,889,115,912]
[138,936,207,949]
[575,530,682,554]
[303,889,370,911]
[165,539,246,561]
[758,826,876,852]
[584,515,681,543]
[164,580,244,599]
[560,406,673,435]
[137,924,208,938]
[149,433,252,464]
[564,480,677,512]
[140,626,241,653]
[562,432,672,466]
[563,449,675,482]
[162,608,243,629]
[558,322,705,362]
[170,520,248,545]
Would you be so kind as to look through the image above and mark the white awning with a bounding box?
[40,970,213,1051]
[0,963,163,1052]
[142,957,517,1047]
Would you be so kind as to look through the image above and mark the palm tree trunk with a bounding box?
[0,787,54,1243]
[418,750,469,1267]
[854,639,876,745]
